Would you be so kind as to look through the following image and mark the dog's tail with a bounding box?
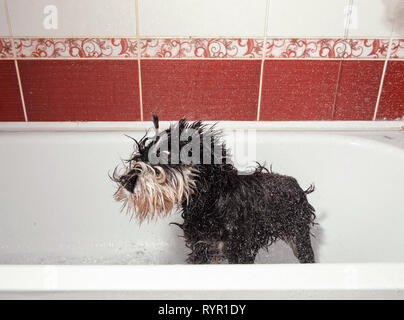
[304,184,315,194]
[302,184,316,226]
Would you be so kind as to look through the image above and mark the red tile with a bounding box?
[260,60,340,121]
[141,60,261,121]
[334,61,384,120]
[377,61,404,120]
[0,61,25,121]
[18,60,140,121]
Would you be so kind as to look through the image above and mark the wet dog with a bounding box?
[112,116,316,264]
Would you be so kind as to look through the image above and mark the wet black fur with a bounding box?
[115,117,317,264]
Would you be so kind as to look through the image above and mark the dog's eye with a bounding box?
[154,167,161,176]
[123,174,138,192]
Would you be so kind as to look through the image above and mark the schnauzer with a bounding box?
[112,116,316,264]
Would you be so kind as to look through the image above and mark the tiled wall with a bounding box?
[0,0,403,122]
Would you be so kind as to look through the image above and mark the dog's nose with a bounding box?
[123,174,138,192]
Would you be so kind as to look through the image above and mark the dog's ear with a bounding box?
[152,114,159,130]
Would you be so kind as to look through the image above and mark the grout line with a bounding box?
[135,0,144,121]
[343,0,354,39]
[3,36,265,40]
[331,0,353,119]
[131,35,398,40]
[256,59,265,121]
[0,35,397,40]
[373,0,402,121]
[256,0,270,121]
[3,1,15,57]
[1,35,140,39]
[134,0,143,121]
[372,35,395,120]
[3,0,28,122]
[0,57,399,61]
[137,57,144,121]
[13,60,28,121]
[139,35,398,40]
[331,60,344,119]
[373,58,389,120]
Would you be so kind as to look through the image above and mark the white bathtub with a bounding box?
[0,121,403,299]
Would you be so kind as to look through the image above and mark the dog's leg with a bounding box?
[186,241,210,264]
[228,253,257,264]
[241,249,259,264]
[226,241,259,264]
[292,230,315,263]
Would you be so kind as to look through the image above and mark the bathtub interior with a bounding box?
[0,126,404,265]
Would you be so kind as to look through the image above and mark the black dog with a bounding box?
[112,116,316,264]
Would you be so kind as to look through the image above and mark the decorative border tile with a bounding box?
[140,38,264,58]
[265,39,392,59]
[13,38,138,58]
[0,38,402,59]
[390,39,404,59]
[0,38,14,58]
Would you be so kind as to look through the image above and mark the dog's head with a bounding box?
[111,115,229,222]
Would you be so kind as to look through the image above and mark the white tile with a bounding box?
[0,2,9,36]
[389,0,404,37]
[139,0,267,37]
[267,0,349,38]
[348,0,393,37]
[8,0,137,37]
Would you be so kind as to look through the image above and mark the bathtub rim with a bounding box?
[0,263,404,292]
[0,120,403,133]
[2,120,403,155]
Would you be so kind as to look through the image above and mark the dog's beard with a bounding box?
[114,162,198,222]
